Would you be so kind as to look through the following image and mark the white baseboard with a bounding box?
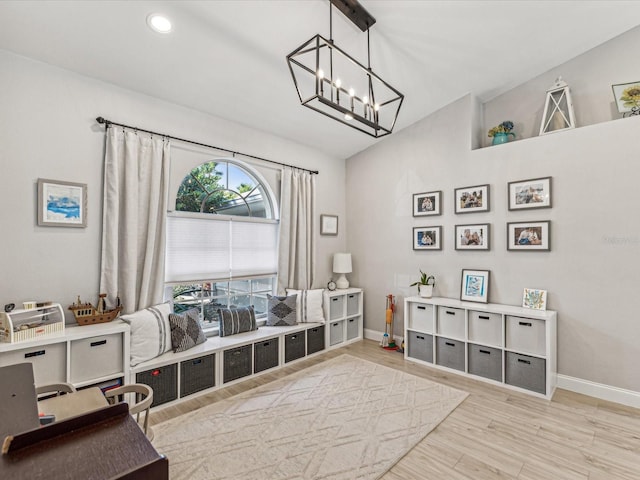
[364,328,640,408]
[557,374,640,408]
[364,328,403,347]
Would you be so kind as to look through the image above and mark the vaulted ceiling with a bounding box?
[1,1,639,158]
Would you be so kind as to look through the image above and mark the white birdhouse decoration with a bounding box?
[539,76,576,135]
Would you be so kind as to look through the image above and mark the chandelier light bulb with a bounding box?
[344,113,354,120]
[317,69,324,79]
[335,78,342,88]
[374,103,380,111]
[362,95,369,105]
[349,88,355,97]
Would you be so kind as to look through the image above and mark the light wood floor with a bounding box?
[150,340,640,479]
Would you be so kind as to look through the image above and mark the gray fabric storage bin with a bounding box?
[407,331,433,363]
[180,354,215,397]
[254,338,279,373]
[307,325,325,355]
[329,296,344,320]
[346,317,359,340]
[329,320,344,346]
[346,293,360,316]
[468,343,502,382]
[436,336,465,372]
[284,331,306,363]
[136,363,178,407]
[505,352,546,394]
[223,344,252,383]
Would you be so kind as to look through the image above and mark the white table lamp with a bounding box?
[333,253,352,289]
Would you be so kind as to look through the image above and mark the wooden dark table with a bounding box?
[1,403,168,479]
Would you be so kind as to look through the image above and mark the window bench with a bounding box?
[130,323,327,409]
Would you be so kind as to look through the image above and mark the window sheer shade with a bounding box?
[165,215,278,283]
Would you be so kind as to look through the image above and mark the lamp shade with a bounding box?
[333,253,352,274]
[333,253,352,289]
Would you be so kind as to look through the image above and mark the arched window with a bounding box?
[175,161,274,218]
[165,159,278,332]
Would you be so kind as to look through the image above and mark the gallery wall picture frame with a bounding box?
[454,184,490,214]
[612,80,640,114]
[507,221,551,251]
[320,214,338,235]
[455,224,490,250]
[522,288,548,310]
[413,190,442,216]
[413,226,442,250]
[37,178,87,227]
[508,176,552,210]
[460,269,490,303]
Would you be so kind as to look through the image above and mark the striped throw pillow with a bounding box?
[218,305,257,337]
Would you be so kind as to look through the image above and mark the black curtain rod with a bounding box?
[95,117,319,175]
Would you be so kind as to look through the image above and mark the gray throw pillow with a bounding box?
[266,294,297,326]
[168,308,206,353]
[218,305,257,337]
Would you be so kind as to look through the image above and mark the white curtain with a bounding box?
[277,167,316,294]
[100,127,170,313]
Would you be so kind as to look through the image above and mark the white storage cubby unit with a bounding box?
[324,288,363,348]
[404,296,557,399]
[0,320,130,390]
[130,322,327,410]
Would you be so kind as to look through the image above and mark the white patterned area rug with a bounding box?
[152,354,468,480]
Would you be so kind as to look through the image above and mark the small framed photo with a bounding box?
[37,178,87,227]
[460,269,489,303]
[413,226,442,250]
[507,221,551,251]
[508,177,552,210]
[455,224,490,250]
[454,184,490,214]
[413,190,442,216]
[522,288,547,310]
[320,214,338,235]
[612,81,640,113]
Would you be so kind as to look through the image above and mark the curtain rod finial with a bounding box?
[96,117,106,124]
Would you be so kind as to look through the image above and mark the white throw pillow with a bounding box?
[120,302,173,366]
[285,288,325,323]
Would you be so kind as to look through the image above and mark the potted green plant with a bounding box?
[410,270,436,298]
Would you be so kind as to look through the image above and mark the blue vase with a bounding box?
[492,132,515,145]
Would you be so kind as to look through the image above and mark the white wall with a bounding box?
[0,50,346,321]
[483,26,640,145]
[346,28,640,394]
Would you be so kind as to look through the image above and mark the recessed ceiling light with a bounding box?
[147,13,172,34]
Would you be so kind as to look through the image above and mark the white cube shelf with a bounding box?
[404,296,557,399]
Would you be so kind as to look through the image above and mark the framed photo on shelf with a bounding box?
[522,288,548,310]
[460,269,489,303]
[454,184,490,214]
[612,81,640,113]
[413,226,442,250]
[507,221,551,251]
[508,177,552,210]
[455,224,490,250]
[413,190,442,216]
[320,214,338,235]
[37,178,87,227]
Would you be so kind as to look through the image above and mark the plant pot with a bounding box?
[492,132,515,145]
[419,284,433,298]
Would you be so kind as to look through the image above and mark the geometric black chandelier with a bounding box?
[286,0,404,138]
